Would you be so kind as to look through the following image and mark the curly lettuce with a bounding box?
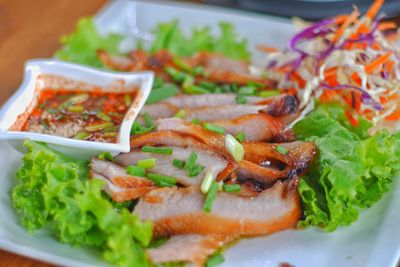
[294,105,400,231]
[12,141,152,266]
[150,20,250,60]
[55,17,123,67]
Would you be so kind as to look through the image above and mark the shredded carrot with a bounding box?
[332,9,360,43]
[319,90,336,102]
[385,110,400,121]
[378,21,397,31]
[365,51,393,74]
[334,14,349,25]
[366,0,385,21]
[371,42,382,50]
[345,110,359,126]
[256,45,278,53]
[291,71,306,88]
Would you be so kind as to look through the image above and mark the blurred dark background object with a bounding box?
[204,0,400,20]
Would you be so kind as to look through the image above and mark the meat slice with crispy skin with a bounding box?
[148,234,233,267]
[134,180,301,237]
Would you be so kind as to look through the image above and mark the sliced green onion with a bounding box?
[174,109,186,119]
[172,159,185,169]
[98,112,112,122]
[191,118,200,125]
[67,105,84,113]
[146,84,179,104]
[275,145,289,155]
[73,132,90,140]
[235,132,246,143]
[201,172,214,194]
[85,122,114,132]
[199,82,217,91]
[259,90,281,98]
[130,122,154,135]
[246,81,264,89]
[98,152,113,161]
[173,58,192,73]
[124,94,132,106]
[222,184,241,193]
[193,66,206,76]
[126,165,146,177]
[182,75,194,90]
[238,86,257,95]
[186,151,198,170]
[68,93,89,104]
[103,132,118,138]
[142,146,173,155]
[165,67,186,83]
[203,182,219,213]
[235,95,247,104]
[137,158,156,169]
[142,112,154,128]
[183,84,209,95]
[203,123,225,134]
[206,252,225,267]
[225,134,244,162]
[147,173,176,187]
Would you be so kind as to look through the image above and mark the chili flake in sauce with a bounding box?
[22,89,136,143]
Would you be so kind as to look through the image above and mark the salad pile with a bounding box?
[10,0,400,266]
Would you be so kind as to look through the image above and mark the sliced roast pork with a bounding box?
[148,234,232,267]
[134,180,301,237]
[114,146,234,186]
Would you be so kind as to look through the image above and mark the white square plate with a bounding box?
[1,1,399,266]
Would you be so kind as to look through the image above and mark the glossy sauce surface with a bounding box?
[22,89,136,143]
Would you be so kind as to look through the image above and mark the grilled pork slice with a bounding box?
[91,158,154,188]
[114,146,233,186]
[157,117,292,144]
[134,180,301,237]
[141,103,179,121]
[211,113,293,142]
[185,104,268,121]
[92,172,155,202]
[237,141,317,184]
[148,234,233,267]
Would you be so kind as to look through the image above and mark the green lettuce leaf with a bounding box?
[12,141,152,266]
[150,20,250,60]
[294,106,400,231]
[55,17,122,67]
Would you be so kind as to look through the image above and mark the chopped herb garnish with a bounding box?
[137,158,156,169]
[222,184,241,193]
[174,109,186,119]
[147,173,177,187]
[172,159,186,169]
[275,145,289,155]
[98,112,112,122]
[224,134,244,162]
[183,84,209,95]
[173,58,192,73]
[165,67,186,83]
[199,82,217,91]
[124,94,132,106]
[203,182,219,213]
[193,66,206,76]
[72,132,90,140]
[191,118,200,125]
[185,152,205,177]
[126,165,146,177]
[146,84,179,104]
[201,172,214,194]
[203,123,225,134]
[103,132,118,138]
[153,77,164,89]
[235,95,247,104]
[142,146,173,155]
[98,152,113,161]
[142,112,154,128]
[259,90,281,98]
[85,122,114,132]
[206,252,225,267]
[182,75,194,90]
[238,86,257,95]
[67,105,83,113]
[235,132,246,143]
[130,122,155,135]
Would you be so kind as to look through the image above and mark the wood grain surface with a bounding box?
[0,1,106,266]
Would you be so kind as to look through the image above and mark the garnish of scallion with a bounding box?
[137,158,156,169]
[146,173,177,187]
[203,123,225,134]
[275,145,289,155]
[98,152,113,161]
[142,146,173,155]
[172,159,186,169]
[174,109,186,119]
[85,122,114,132]
[222,184,241,193]
[201,172,214,194]
[203,182,219,213]
[235,132,246,143]
[126,165,146,177]
[185,152,205,177]
[224,134,244,162]
[73,132,90,140]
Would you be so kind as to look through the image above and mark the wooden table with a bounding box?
[0,1,107,265]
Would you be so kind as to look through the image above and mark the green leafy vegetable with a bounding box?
[56,17,122,67]
[150,20,250,60]
[294,106,400,231]
[12,141,152,266]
